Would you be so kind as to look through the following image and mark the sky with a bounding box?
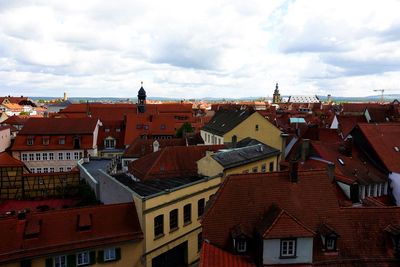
[0,0,400,99]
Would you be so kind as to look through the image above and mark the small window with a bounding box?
[42,153,48,161]
[235,239,247,253]
[184,204,192,224]
[104,248,116,261]
[105,138,116,149]
[35,153,41,161]
[269,162,274,172]
[58,153,64,160]
[116,128,121,132]
[43,167,48,173]
[170,209,178,231]
[252,167,258,173]
[66,152,71,160]
[49,153,54,160]
[136,124,142,129]
[42,137,49,145]
[255,124,259,131]
[380,183,385,195]
[30,168,35,173]
[76,251,90,266]
[29,154,34,161]
[49,167,55,173]
[27,137,34,145]
[154,215,164,238]
[198,198,205,218]
[105,128,110,132]
[326,238,336,251]
[59,167,64,172]
[198,232,203,252]
[59,137,65,145]
[280,239,296,258]
[144,125,149,130]
[67,167,72,171]
[54,255,67,267]
[22,154,27,161]
[242,169,249,174]
[261,164,266,173]
[36,168,42,174]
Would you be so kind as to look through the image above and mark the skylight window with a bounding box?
[337,158,345,166]
[394,146,400,152]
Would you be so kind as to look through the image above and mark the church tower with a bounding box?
[272,83,281,104]
[137,81,146,113]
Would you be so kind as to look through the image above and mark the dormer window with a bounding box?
[234,239,247,253]
[326,237,336,250]
[27,136,34,145]
[42,136,49,145]
[59,137,65,145]
[319,223,340,252]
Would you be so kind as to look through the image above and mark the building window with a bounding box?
[50,167,55,173]
[43,167,48,173]
[59,167,64,172]
[154,215,164,238]
[30,168,35,173]
[67,167,72,171]
[49,153,54,160]
[29,153,34,161]
[42,137,49,145]
[104,248,116,261]
[235,239,247,253]
[326,238,336,251]
[143,125,149,130]
[22,154,27,161]
[269,162,274,172]
[59,137,65,145]
[255,124,259,131]
[136,124,142,129]
[27,137,34,145]
[184,204,192,224]
[58,153,64,160]
[116,128,121,132]
[66,152,71,160]
[36,168,42,173]
[252,166,258,173]
[36,153,41,161]
[198,198,205,218]
[54,255,67,267]
[105,128,110,132]
[76,251,90,266]
[74,152,80,160]
[169,209,178,231]
[104,138,116,149]
[198,232,203,252]
[261,164,266,173]
[380,183,385,195]
[42,153,48,160]
[280,239,296,258]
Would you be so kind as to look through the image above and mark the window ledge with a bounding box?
[169,227,179,233]
[183,221,192,227]
[154,233,165,240]
[279,256,297,259]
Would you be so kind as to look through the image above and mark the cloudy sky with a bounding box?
[0,0,399,99]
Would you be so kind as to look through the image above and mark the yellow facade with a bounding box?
[197,152,280,178]
[134,176,222,266]
[0,241,142,267]
[223,112,283,152]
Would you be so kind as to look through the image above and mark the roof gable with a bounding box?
[202,109,253,136]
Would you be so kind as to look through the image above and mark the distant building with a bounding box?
[0,125,11,152]
[272,83,281,104]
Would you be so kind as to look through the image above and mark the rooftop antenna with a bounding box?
[373,89,384,103]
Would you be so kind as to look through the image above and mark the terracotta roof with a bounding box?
[18,117,99,135]
[2,103,23,110]
[0,152,24,167]
[200,242,256,267]
[0,203,143,263]
[0,96,29,104]
[129,145,223,180]
[337,115,366,138]
[357,123,400,173]
[0,199,78,216]
[341,103,381,114]
[2,115,30,125]
[124,137,186,158]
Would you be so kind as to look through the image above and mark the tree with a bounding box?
[176,122,194,138]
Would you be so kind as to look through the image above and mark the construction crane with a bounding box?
[373,89,385,103]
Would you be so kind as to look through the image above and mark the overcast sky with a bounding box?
[0,0,400,99]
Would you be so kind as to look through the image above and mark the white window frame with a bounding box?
[36,168,42,173]
[58,152,64,160]
[50,167,55,173]
[49,153,54,160]
[27,138,34,145]
[29,153,34,161]
[67,166,72,171]
[104,248,116,261]
[76,251,90,266]
[66,152,71,160]
[22,153,27,161]
[280,239,296,257]
[35,153,41,161]
[236,239,247,252]
[59,167,64,172]
[74,152,80,160]
[43,167,49,173]
[104,138,116,149]
[54,255,67,267]
[42,153,48,161]
[326,238,335,250]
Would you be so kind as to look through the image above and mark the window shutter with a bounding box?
[67,254,76,267]
[89,251,96,265]
[97,250,104,263]
[116,248,121,261]
[45,258,53,267]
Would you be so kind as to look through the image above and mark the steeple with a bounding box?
[272,83,281,104]
[137,81,146,113]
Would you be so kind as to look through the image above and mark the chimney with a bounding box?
[289,160,299,183]
[153,140,160,152]
[231,135,237,148]
[301,139,310,162]
[327,162,335,181]
[344,136,353,157]
[280,133,289,168]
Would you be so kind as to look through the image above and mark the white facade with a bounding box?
[0,127,11,152]
[263,237,313,265]
[200,130,224,145]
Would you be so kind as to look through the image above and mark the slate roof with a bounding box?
[211,144,280,169]
[200,242,256,267]
[357,123,400,173]
[201,109,253,136]
[0,203,143,264]
[48,100,72,108]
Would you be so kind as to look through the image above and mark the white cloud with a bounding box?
[0,0,399,98]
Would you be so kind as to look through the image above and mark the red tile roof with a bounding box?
[0,152,24,167]
[124,137,186,158]
[2,115,30,125]
[0,203,143,263]
[200,242,255,267]
[357,123,400,173]
[129,145,223,180]
[337,115,366,138]
[0,199,78,215]
[18,117,99,135]
[341,103,382,114]
[0,96,29,104]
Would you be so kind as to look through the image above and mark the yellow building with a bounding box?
[201,110,285,158]
[0,203,143,267]
[197,141,281,178]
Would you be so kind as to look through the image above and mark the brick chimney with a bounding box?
[289,160,299,183]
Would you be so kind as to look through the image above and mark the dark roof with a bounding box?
[211,144,280,169]
[0,203,143,263]
[113,173,205,197]
[202,109,253,136]
[48,100,72,108]
[234,137,264,148]
[18,118,99,135]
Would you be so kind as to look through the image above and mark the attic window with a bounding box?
[42,136,49,145]
[27,137,34,146]
[78,214,92,231]
[234,238,247,253]
[394,147,400,152]
[337,158,345,166]
[59,137,65,145]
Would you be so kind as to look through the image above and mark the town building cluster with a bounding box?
[0,83,400,267]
